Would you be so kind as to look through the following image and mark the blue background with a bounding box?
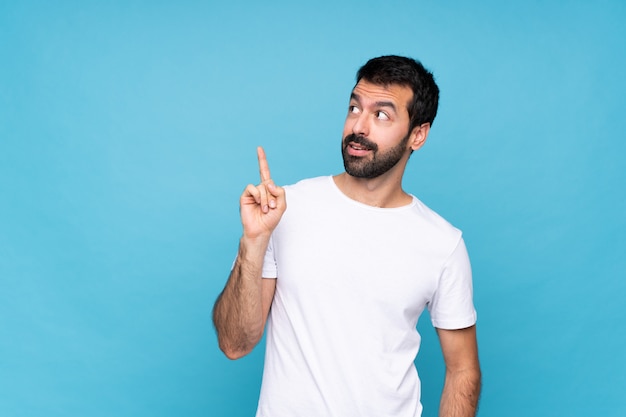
[1,1,625,416]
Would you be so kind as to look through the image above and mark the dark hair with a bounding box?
[356,55,439,131]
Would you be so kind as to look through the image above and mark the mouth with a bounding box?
[346,142,372,157]
[344,134,377,156]
[349,142,371,151]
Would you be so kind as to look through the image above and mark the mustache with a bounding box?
[343,134,378,152]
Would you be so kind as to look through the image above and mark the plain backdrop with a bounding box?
[1,1,625,416]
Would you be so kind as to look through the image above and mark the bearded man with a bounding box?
[213,55,481,417]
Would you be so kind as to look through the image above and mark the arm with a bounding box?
[437,325,481,417]
[213,240,277,359]
[212,147,286,360]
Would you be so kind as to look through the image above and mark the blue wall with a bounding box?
[1,1,625,416]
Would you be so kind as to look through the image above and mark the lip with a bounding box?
[346,142,372,157]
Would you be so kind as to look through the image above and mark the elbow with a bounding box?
[217,337,257,360]
[448,365,481,382]
[213,316,264,360]
[220,345,251,360]
[468,363,482,383]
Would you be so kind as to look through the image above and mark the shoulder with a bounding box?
[407,196,463,251]
[411,197,460,232]
[284,176,331,190]
[283,176,334,199]
[275,176,333,231]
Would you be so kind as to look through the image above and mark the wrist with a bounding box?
[239,234,271,259]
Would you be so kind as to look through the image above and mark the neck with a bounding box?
[332,171,412,208]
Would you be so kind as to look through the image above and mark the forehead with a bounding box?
[351,80,413,112]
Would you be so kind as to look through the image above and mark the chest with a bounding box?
[272,206,444,321]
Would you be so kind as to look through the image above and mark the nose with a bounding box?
[351,113,369,137]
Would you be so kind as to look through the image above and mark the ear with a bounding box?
[409,123,430,151]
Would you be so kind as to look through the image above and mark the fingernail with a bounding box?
[263,205,269,212]
[269,200,276,209]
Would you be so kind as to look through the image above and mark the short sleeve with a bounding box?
[261,235,278,279]
[428,237,477,329]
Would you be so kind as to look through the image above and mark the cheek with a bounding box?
[377,129,406,149]
[342,122,352,138]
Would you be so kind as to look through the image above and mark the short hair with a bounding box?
[356,55,439,131]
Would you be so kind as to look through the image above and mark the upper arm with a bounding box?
[436,325,480,373]
[260,277,277,327]
[429,238,476,330]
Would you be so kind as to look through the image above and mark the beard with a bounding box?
[341,132,410,179]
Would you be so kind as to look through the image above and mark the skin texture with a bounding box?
[213,80,481,415]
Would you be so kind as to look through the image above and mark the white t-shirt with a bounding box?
[256,176,476,417]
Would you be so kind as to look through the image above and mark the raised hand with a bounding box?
[213,146,283,359]
[240,147,286,240]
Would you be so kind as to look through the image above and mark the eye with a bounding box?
[349,105,361,115]
[375,111,390,121]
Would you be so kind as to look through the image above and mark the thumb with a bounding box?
[267,182,286,206]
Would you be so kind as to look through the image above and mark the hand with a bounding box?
[240,147,286,240]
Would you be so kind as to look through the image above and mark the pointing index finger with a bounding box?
[257,146,272,183]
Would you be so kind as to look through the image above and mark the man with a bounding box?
[213,55,481,417]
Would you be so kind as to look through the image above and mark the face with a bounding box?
[341,80,416,179]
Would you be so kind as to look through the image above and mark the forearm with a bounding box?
[439,367,481,417]
[213,236,269,359]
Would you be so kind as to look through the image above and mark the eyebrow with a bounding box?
[350,92,397,113]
